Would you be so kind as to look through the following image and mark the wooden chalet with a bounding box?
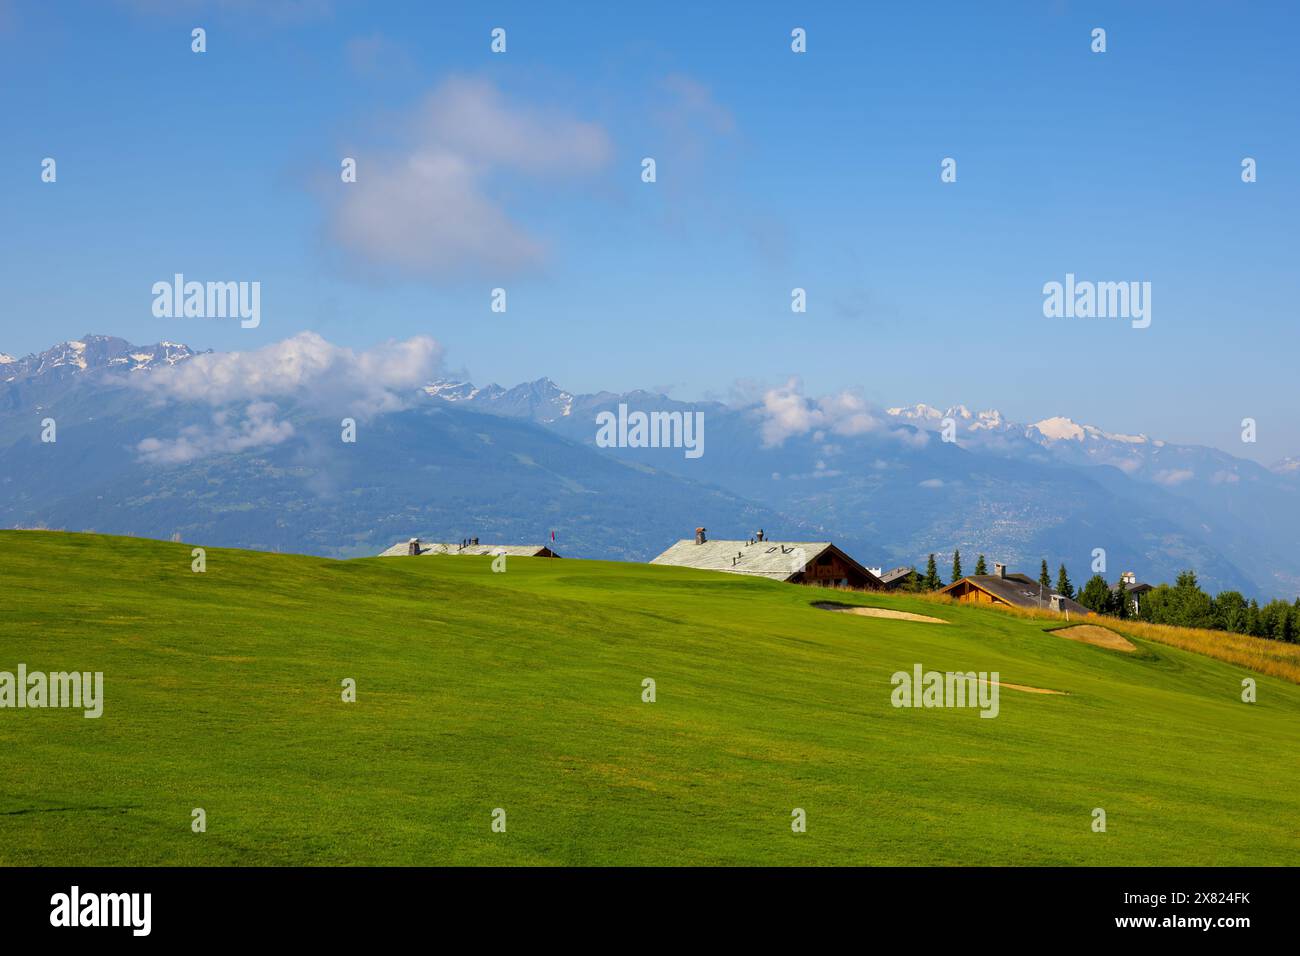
[650,528,883,589]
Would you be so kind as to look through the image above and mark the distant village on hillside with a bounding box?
[381,527,1300,643]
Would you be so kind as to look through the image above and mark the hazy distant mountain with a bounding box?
[4,335,1299,599]
[424,377,575,422]
[0,337,805,561]
[1,334,203,417]
[427,376,1300,599]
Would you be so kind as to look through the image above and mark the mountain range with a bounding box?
[3,334,1298,601]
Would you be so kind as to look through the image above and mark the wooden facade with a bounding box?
[940,572,1091,615]
[791,546,881,590]
[943,579,1003,606]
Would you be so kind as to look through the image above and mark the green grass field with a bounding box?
[1,530,1297,865]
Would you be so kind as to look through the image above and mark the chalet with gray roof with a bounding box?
[1110,571,1154,615]
[940,562,1089,614]
[651,528,883,589]
[379,537,560,558]
[871,566,917,590]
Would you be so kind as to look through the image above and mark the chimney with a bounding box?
[756,529,765,542]
[1122,571,1136,585]
[695,527,707,545]
[994,562,1007,579]
[472,537,479,546]
[408,537,420,556]
[1049,594,1065,612]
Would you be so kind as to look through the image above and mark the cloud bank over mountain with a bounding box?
[326,76,612,278]
[132,331,442,462]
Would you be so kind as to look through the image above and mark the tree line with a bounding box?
[897,552,1299,643]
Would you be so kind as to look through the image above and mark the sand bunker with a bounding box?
[1053,624,1136,653]
[813,603,948,624]
[994,680,1066,695]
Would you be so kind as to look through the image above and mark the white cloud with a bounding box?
[329,76,611,278]
[137,402,295,465]
[134,332,442,462]
[1153,468,1194,486]
[919,478,945,488]
[658,74,736,137]
[756,378,888,446]
[890,427,932,449]
[136,332,440,412]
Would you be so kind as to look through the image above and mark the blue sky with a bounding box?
[2,0,1297,462]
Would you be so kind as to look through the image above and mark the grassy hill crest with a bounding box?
[1,530,1296,865]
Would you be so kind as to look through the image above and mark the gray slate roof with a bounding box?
[1110,580,1154,594]
[877,566,916,585]
[650,539,835,581]
[947,573,1091,614]
[378,541,557,558]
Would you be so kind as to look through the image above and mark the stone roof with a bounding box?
[1110,579,1154,594]
[378,540,559,558]
[877,566,916,585]
[650,538,840,581]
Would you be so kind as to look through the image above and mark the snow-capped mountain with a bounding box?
[419,375,1300,597]
[424,376,576,422]
[887,403,1009,433]
[1028,416,1147,445]
[1,334,201,384]
[422,381,505,404]
[5,334,1300,599]
[886,405,1146,446]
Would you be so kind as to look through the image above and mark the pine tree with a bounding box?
[974,554,988,576]
[924,554,941,591]
[1056,564,1074,599]
[1078,574,1112,613]
[904,565,922,592]
[951,549,963,583]
[1246,599,1263,637]
[1038,559,1051,589]
[1114,578,1129,619]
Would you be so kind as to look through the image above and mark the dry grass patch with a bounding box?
[909,592,1300,684]
[813,602,947,624]
[994,680,1067,695]
[1052,624,1136,653]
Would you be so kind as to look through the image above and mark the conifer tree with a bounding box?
[924,554,941,591]
[974,554,988,576]
[1056,564,1074,599]
[951,549,963,583]
[1038,559,1051,589]
[1078,574,1112,613]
